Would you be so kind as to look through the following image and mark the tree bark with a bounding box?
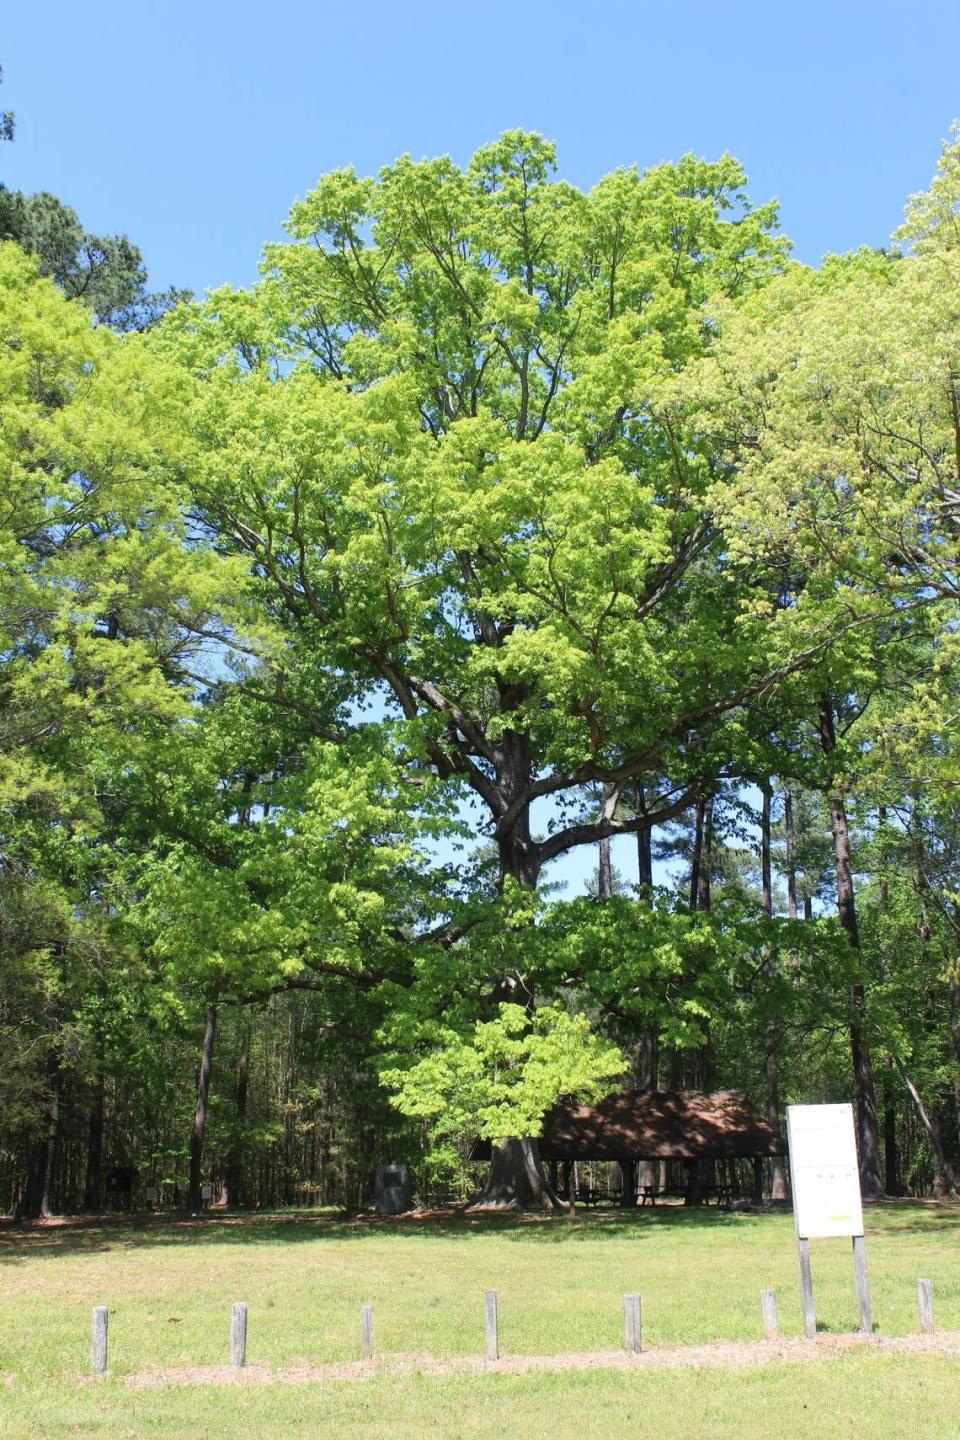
[818,698,884,1199]
[189,1004,218,1212]
[635,786,653,891]
[783,788,799,921]
[761,784,788,1201]
[598,834,613,900]
[468,1138,566,1211]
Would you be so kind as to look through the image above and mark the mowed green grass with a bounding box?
[1,1202,959,1438]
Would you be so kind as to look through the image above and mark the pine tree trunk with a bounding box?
[761,784,788,1200]
[598,834,613,900]
[635,787,653,891]
[189,1005,218,1212]
[689,799,705,911]
[818,698,884,1199]
[783,788,799,921]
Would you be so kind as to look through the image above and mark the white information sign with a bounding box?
[786,1103,864,1239]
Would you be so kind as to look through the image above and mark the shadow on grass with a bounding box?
[1,1198,955,1264]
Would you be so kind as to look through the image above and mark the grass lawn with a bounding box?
[1,1201,959,1437]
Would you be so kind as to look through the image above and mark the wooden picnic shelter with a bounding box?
[535,1089,784,1206]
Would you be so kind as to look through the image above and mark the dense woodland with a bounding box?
[3,88,960,1213]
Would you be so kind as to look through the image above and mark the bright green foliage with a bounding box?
[153,133,795,895]
[383,1002,625,1154]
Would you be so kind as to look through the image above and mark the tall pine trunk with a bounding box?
[189,1005,218,1211]
[761,785,788,1200]
[635,786,653,891]
[818,698,884,1198]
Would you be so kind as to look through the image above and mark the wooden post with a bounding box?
[623,1292,642,1354]
[91,1306,109,1374]
[484,1289,499,1360]
[360,1303,373,1360]
[798,1237,816,1338]
[760,1289,778,1340]
[917,1278,934,1334]
[231,1302,247,1367]
[852,1234,872,1333]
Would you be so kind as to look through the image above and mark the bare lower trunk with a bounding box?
[761,784,788,1200]
[468,1138,567,1211]
[819,698,884,1199]
[783,788,799,920]
[598,834,613,900]
[189,1005,218,1212]
[635,787,653,891]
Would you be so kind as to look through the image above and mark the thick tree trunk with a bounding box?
[818,698,884,1199]
[632,1033,656,1091]
[468,1138,566,1211]
[189,1005,218,1212]
[761,785,788,1201]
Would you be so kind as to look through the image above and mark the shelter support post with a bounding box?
[752,1156,764,1204]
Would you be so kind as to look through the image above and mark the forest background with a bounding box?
[3,2,960,1216]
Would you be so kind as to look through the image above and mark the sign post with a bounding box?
[786,1103,871,1337]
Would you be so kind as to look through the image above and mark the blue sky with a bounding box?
[4,0,959,301]
[2,1,954,893]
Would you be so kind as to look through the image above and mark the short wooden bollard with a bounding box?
[91,1306,109,1374]
[485,1290,499,1360]
[760,1289,778,1340]
[360,1303,374,1360]
[623,1292,641,1355]
[918,1278,934,1334]
[231,1302,248,1367]
[852,1235,872,1334]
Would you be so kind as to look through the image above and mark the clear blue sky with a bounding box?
[3,0,959,299]
[2,1,953,894]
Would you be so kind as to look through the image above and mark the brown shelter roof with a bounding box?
[472,1090,783,1162]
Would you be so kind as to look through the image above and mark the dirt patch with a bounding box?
[123,1329,960,1389]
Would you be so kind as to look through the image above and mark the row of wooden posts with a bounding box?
[89,1279,940,1375]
